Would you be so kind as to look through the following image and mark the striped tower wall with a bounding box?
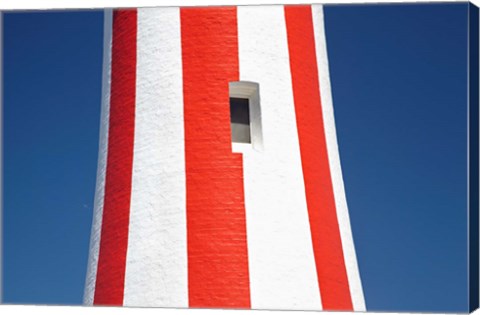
[84,5,366,311]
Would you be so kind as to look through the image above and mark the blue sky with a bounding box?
[2,3,470,312]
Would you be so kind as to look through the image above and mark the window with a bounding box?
[230,97,251,143]
[229,81,263,151]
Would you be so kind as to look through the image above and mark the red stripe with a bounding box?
[180,7,251,308]
[93,9,137,306]
[285,6,353,310]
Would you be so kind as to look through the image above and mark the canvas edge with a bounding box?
[468,1,480,313]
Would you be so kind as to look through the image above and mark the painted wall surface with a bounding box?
[2,3,472,312]
[84,4,365,311]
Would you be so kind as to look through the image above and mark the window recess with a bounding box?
[229,81,263,152]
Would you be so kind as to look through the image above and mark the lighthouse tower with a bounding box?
[84,5,366,311]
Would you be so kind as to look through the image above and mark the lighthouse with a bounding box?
[84,4,366,311]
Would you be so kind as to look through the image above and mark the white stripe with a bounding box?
[311,5,366,311]
[83,9,112,306]
[123,7,187,307]
[237,5,322,310]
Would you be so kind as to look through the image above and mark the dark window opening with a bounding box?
[230,97,251,144]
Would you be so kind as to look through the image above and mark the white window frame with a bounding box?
[229,81,263,152]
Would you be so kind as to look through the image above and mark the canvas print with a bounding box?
[1,2,479,313]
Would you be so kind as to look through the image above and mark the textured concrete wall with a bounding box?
[84,5,365,311]
[181,7,251,308]
[311,6,365,310]
[236,5,322,310]
[123,7,187,307]
[84,9,112,306]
